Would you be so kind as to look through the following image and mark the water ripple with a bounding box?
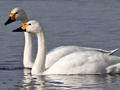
[0,66,24,70]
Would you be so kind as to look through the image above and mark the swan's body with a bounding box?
[106,63,120,73]
[13,20,120,75]
[5,8,118,69]
[46,46,118,69]
[45,51,120,74]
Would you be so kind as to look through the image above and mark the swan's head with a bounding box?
[4,7,27,25]
[13,20,42,34]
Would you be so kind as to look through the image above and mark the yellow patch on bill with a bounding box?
[21,24,29,30]
[9,13,16,20]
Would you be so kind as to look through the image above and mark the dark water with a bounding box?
[1,0,120,89]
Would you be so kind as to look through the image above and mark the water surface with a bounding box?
[0,0,120,89]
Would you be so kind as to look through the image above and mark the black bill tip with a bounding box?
[4,17,15,26]
[12,27,26,32]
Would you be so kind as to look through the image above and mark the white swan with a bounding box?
[4,8,34,68]
[5,8,118,69]
[13,20,120,75]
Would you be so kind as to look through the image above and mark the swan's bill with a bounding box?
[12,25,28,32]
[4,13,16,25]
[21,24,29,30]
[9,13,16,20]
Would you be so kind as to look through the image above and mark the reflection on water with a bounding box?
[1,0,120,90]
[22,69,46,90]
[10,69,119,90]
[46,75,120,90]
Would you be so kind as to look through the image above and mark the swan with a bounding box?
[13,20,120,75]
[5,8,118,69]
[4,8,34,68]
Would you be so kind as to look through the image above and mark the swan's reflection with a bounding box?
[22,69,119,90]
[22,68,47,90]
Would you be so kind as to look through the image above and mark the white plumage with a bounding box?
[5,7,34,68]
[46,46,118,69]
[5,8,118,69]
[13,20,120,75]
[45,51,120,74]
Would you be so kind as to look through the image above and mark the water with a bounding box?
[1,0,120,89]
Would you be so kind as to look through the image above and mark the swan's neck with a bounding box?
[32,29,46,75]
[22,17,34,68]
[21,16,28,24]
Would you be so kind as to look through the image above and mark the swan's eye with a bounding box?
[29,24,31,25]
[16,12,18,14]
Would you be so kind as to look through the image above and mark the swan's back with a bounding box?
[45,51,120,74]
[46,46,95,68]
[46,46,82,68]
[46,46,118,69]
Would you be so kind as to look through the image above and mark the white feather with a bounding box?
[13,20,120,75]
